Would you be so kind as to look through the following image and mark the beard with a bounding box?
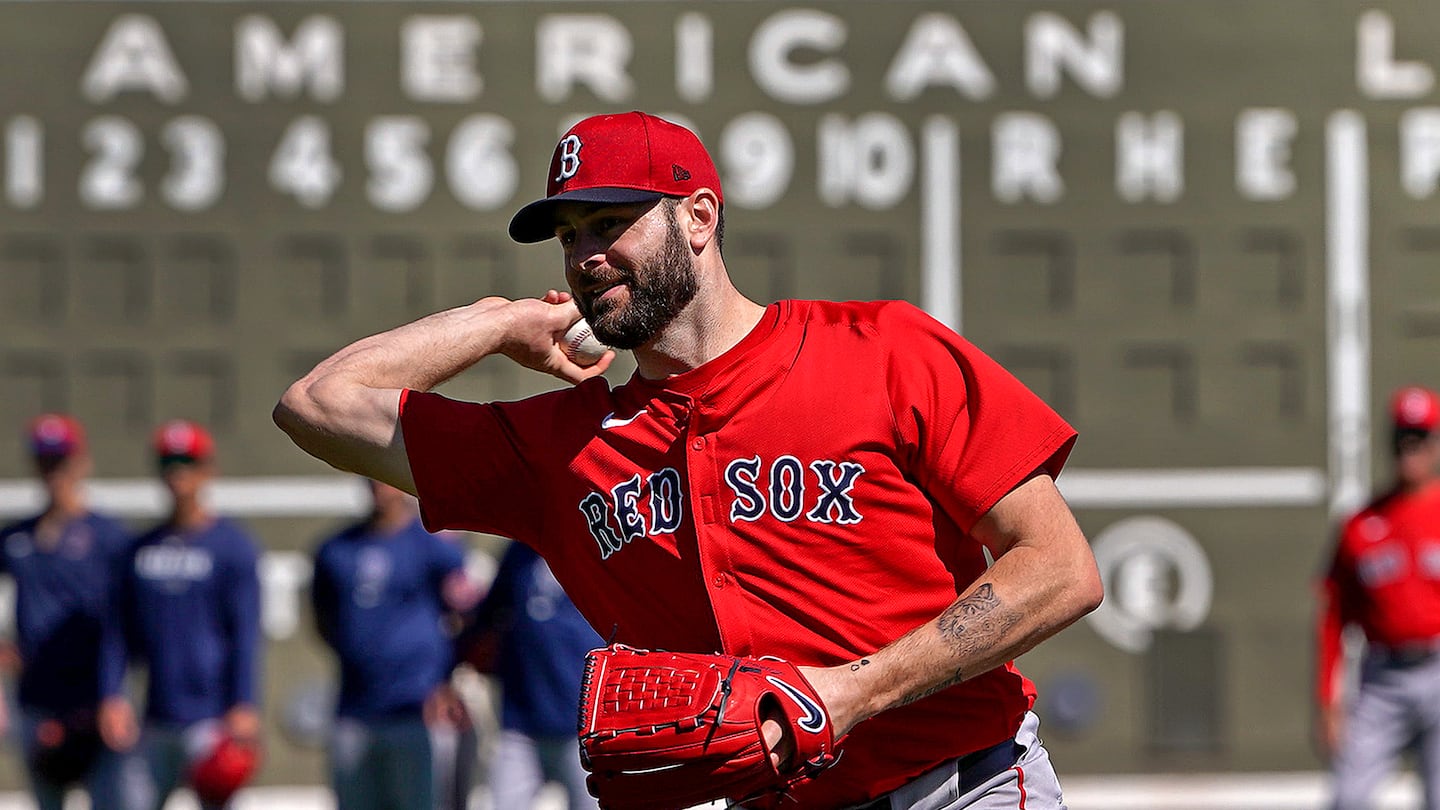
[578,208,699,350]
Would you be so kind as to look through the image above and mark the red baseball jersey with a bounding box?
[1317,481,1440,705]
[401,299,1076,806]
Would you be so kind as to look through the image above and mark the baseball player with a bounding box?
[310,477,477,810]
[1316,385,1440,809]
[0,416,135,810]
[457,540,601,810]
[275,111,1103,809]
[98,420,263,810]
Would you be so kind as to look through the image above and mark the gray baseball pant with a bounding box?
[1331,651,1440,810]
[849,711,1066,810]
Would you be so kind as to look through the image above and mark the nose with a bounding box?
[570,230,609,275]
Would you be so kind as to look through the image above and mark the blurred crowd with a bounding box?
[0,414,602,810]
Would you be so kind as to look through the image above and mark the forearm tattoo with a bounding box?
[937,583,999,639]
[896,583,1020,707]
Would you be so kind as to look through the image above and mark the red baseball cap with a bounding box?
[153,419,214,462]
[27,414,85,458]
[1391,385,1440,432]
[508,111,724,244]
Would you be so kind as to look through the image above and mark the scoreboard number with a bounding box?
[269,115,341,209]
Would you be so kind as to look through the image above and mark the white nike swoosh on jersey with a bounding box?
[601,411,642,429]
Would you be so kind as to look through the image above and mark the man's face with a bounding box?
[368,479,413,519]
[159,458,213,500]
[555,199,698,350]
[1394,429,1440,485]
[34,453,89,488]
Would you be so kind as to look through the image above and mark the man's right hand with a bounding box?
[1314,703,1343,762]
[98,696,139,752]
[497,292,614,384]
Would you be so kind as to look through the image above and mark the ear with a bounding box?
[680,189,721,253]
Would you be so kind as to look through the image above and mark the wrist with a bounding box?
[807,661,877,739]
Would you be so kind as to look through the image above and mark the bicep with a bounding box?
[969,473,1089,561]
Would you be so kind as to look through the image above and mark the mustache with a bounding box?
[578,267,635,304]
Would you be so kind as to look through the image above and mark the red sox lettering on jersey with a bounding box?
[578,457,865,560]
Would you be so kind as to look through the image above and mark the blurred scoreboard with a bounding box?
[4,0,1440,776]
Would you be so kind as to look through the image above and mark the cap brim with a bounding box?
[31,448,75,460]
[32,446,75,461]
[158,454,206,466]
[507,188,665,244]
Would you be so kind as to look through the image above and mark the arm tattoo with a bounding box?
[937,583,999,639]
[900,665,967,705]
[895,583,1020,707]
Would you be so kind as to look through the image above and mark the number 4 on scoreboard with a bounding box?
[269,115,341,209]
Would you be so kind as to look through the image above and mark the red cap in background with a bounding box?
[188,734,259,805]
[508,111,723,243]
[153,420,215,462]
[27,414,85,458]
[1391,386,1440,432]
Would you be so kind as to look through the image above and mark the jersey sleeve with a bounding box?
[222,525,263,709]
[880,302,1077,532]
[1315,527,1359,707]
[399,389,546,542]
[98,536,138,700]
[309,540,339,650]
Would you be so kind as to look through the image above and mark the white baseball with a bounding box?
[562,318,610,365]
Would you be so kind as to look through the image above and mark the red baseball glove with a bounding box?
[578,644,840,810]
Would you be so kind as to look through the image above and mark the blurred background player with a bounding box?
[1316,385,1440,809]
[458,541,599,810]
[310,477,479,810]
[0,415,134,810]
[99,420,263,810]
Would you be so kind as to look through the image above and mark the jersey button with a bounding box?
[712,573,725,589]
[691,437,705,451]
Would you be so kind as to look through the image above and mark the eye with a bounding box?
[556,228,576,247]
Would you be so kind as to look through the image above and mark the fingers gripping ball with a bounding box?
[563,318,610,366]
[578,644,840,810]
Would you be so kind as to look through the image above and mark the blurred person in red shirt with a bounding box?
[1317,385,1440,809]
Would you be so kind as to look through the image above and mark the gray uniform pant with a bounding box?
[20,710,138,810]
[329,714,435,810]
[488,728,597,810]
[1331,652,1440,810]
[850,711,1066,810]
[137,720,229,810]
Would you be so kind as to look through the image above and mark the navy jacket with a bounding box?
[466,542,602,738]
[102,518,262,725]
[0,512,130,715]
[311,517,465,719]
